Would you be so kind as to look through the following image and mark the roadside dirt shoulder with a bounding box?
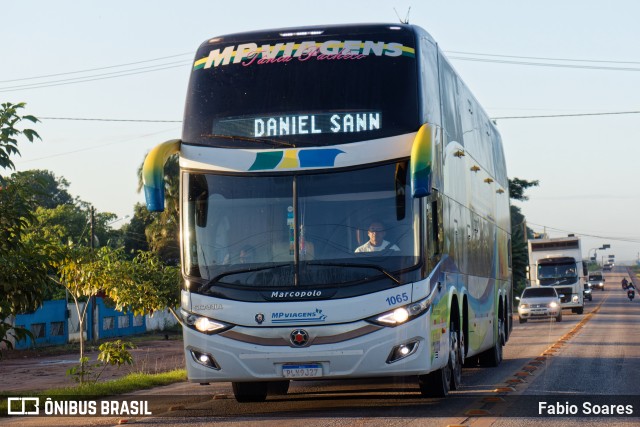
[0,338,185,393]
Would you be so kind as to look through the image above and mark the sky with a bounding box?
[3,0,639,264]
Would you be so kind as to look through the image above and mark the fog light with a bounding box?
[190,349,221,370]
[386,340,419,364]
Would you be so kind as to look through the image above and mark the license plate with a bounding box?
[531,312,547,316]
[282,364,322,378]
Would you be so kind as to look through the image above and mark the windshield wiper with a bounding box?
[199,263,291,293]
[305,261,401,285]
[202,133,296,148]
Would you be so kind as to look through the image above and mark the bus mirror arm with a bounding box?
[142,139,181,212]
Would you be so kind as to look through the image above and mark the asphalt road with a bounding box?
[5,266,640,426]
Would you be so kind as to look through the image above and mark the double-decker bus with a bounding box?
[143,23,512,402]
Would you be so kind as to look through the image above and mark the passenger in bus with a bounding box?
[238,245,256,264]
[355,221,400,253]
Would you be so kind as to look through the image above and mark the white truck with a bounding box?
[528,235,587,314]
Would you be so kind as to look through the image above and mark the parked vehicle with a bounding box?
[517,287,563,323]
[583,283,593,301]
[588,272,605,291]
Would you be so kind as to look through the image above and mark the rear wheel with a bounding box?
[232,381,268,402]
[478,318,504,367]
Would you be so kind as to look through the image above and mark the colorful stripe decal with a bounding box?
[249,148,344,171]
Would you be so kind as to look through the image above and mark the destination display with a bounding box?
[213,111,382,138]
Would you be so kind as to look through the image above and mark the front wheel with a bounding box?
[232,381,268,402]
[556,312,562,322]
[419,320,460,397]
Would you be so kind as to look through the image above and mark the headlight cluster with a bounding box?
[368,297,430,327]
[181,309,232,335]
[548,302,558,308]
[519,303,529,309]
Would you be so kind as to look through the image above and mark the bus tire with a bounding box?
[268,380,290,395]
[232,381,268,402]
[478,318,504,367]
[450,327,463,390]
[418,362,451,397]
[419,319,460,397]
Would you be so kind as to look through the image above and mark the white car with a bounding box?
[588,272,605,291]
[517,287,562,323]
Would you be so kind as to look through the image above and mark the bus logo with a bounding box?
[290,329,310,347]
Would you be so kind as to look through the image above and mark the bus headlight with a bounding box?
[368,297,430,327]
[181,309,232,335]
[572,295,579,303]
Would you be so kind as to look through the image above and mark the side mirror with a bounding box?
[515,296,521,301]
[558,294,565,299]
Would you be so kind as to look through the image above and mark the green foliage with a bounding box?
[67,340,136,385]
[0,104,50,358]
[508,177,540,202]
[0,102,40,173]
[7,169,74,208]
[508,177,539,299]
[101,250,180,316]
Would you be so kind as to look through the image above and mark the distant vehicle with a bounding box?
[603,264,613,271]
[517,287,563,323]
[588,272,605,291]
[583,283,593,301]
[528,236,587,314]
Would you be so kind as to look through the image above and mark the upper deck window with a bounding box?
[183,27,420,148]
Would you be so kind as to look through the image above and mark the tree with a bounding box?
[8,169,74,208]
[0,102,40,173]
[0,103,49,356]
[508,177,539,296]
[48,244,179,383]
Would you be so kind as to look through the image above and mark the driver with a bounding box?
[355,221,400,253]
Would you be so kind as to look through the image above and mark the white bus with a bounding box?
[143,23,512,402]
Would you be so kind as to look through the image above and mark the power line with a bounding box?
[527,222,640,245]
[0,62,189,93]
[446,50,640,66]
[40,117,181,123]
[448,54,640,72]
[0,52,193,84]
[491,110,640,120]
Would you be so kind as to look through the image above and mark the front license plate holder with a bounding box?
[282,363,323,378]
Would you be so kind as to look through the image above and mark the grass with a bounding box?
[1,369,187,415]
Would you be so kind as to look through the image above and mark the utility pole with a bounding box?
[89,206,97,344]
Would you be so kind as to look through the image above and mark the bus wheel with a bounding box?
[450,327,463,390]
[232,381,268,402]
[478,318,504,367]
[418,320,459,397]
[268,380,290,395]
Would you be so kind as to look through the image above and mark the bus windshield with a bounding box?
[183,27,420,148]
[183,161,420,292]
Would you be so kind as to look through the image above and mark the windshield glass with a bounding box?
[522,288,557,298]
[183,162,421,293]
[183,27,420,147]
[538,261,578,285]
